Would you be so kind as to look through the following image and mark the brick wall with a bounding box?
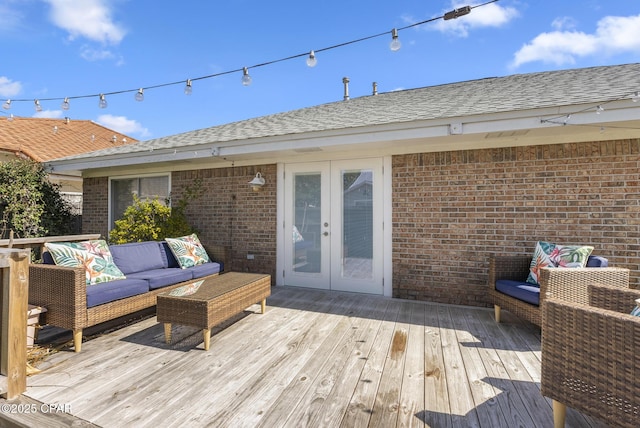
[392,139,640,306]
[81,176,109,238]
[171,164,277,280]
[81,138,639,308]
[82,166,278,281]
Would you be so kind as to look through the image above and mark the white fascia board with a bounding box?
[47,101,640,173]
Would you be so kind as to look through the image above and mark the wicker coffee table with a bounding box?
[156,272,271,350]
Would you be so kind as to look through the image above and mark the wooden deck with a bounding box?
[3,286,608,427]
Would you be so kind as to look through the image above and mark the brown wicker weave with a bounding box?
[28,263,223,352]
[156,272,271,350]
[541,283,640,428]
[488,255,630,326]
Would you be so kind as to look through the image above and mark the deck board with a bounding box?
[2,286,610,427]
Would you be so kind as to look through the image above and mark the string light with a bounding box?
[390,29,401,52]
[61,97,70,110]
[135,88,144,102]
[2,2,494,111]
[241,67,252,86]
[540,91,640,130]
[444,6,472,20]
[306,51,317,67]
[2,99,10,110]
[34,99,42,112]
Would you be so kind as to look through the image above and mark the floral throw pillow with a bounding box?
[165,234,211,269]
[526,241,594,285]
[44,240,126,286]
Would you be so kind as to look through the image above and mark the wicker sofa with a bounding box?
[541,283,640,428]
[29,240,226,352]
[488,254,630,326]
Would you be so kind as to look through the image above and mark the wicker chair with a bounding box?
[541,283,640,428]
[488,255,630,326]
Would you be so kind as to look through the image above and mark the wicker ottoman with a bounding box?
[156,272,271,350]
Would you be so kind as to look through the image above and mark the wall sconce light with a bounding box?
[248,172,265,192]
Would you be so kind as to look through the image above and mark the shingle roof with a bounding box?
[0,117,137,162]
[53,63,640,161]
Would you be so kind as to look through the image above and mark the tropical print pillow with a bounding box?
[165,234,210,269]
[526,241,594,285]
[44,240,126,286]
[167,279,204,297]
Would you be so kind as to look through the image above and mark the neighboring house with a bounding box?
[0,117,137,213]
[46,63,640,307]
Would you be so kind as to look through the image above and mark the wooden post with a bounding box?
[0,248,30,399]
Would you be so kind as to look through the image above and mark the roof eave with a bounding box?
[46,100,640,174]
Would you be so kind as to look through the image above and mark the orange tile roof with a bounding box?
[0,117,137,162]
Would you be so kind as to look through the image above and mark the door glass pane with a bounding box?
[342,169,373,279]
[293,173,321,273]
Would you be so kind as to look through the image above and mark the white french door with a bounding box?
[282,159,384,294]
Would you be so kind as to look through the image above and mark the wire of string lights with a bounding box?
[1,1,498,113]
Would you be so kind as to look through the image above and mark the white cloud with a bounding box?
[96,114,150,138]
[80,46,116,61]
[0,76,22,97]
[430,2,520,37]
[551,16,577,31]
[34,110,63,119]
[512,14,640,68]
[44,0,126,45]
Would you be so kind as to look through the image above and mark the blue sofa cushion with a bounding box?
[110,241,166,275]
[586,255,608,267]
[42,251,55,265]
[159,241,180,268]
[189,262,222,278]
[86,278,149,308]
[127,268,193,290]
[495,279,540,306]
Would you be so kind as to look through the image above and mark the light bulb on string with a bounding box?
[2,99,10,110]
[7,114,13,121]
[99,94,108,109]
[632,92,640,102]
[135,88,144,102]
[390,28,401,52]
[61,97,70,110]
[306,51,317,67]
[34,99,42,112]
[241,67,252,86]
[184,79,193,95]
[596,105,604,114]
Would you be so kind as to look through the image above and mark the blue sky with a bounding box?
[1,0,639,140]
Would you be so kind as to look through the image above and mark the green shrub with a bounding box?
[109,196,195,244]
[0,159,75,239]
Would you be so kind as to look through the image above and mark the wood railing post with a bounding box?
[0,248,30,399]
